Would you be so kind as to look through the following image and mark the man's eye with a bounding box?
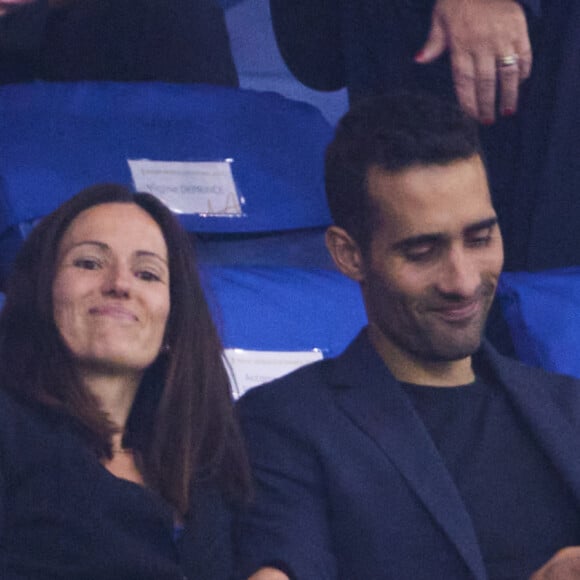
[136,270,161,282]
[404,246,435,262]
[73,258,101,270]
[468,234,493,247]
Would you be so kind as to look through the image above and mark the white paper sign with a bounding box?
[127,159,242,216]
[223,348,324,398]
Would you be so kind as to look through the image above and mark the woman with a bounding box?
[0,183,250,579]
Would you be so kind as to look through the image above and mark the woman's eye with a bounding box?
[72,258,101,270]
[136,270,161,282]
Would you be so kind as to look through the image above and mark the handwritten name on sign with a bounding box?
[128,160,242,216]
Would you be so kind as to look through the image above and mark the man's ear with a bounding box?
[325,226,366,282]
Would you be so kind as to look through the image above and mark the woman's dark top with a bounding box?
[0,0,238,86]
[0,388,235,580]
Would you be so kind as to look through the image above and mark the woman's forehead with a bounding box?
[59,203,168,259]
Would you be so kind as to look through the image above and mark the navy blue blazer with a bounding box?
[236,330,580,579]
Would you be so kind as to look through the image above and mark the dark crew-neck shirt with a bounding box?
[401,377,580,580]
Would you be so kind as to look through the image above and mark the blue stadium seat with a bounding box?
[201,265,367,357]
[497,267,580,379]
[0,81,334,278]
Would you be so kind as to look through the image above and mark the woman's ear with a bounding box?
[325,226,366,282]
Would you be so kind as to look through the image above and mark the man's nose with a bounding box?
[436,246,481,298]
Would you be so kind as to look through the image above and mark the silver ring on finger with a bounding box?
[497,55,519,68]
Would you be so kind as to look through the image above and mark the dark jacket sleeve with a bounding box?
[132,0,239,86]
[0,0,48,83]
[1,0,238,86]
[235,385,338,579]
[518,0,541,17]
[179,485,236,580]
[0,0,48,52]
[269,0,345,91]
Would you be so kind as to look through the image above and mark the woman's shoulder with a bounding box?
[0,388,35,430]
[0,387,72,464]
[0,387,59,428]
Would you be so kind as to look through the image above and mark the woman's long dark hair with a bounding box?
[0,183,250,515]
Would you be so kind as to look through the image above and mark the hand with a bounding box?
[530,547,580,579]
[415,0,532,124]
[247,567,290,580]
[0,0,37,17]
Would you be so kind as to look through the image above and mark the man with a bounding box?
[236,93,580,580]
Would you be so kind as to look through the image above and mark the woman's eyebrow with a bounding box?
[65,242,167,265]
[68,240,109,251]
[134,250,168,265]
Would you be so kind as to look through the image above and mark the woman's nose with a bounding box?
[101,263,131,297]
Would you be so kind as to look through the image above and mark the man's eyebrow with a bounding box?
[392,217,498,251]
[464,217,498,235]
[392,233,444,252]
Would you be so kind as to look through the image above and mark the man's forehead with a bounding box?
[366,155,489,195]
[366,156,494,237]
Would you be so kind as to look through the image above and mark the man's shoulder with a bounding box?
[237,355,336,413]
[236,329,386,418]
[480,341,580,386]
[479,342,580,415]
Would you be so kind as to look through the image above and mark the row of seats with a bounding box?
[1,82,578,393]
[0,81,348,394]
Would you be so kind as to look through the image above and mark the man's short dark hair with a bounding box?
[325,91,482,250]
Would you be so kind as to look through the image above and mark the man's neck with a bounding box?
[367,325,476,387]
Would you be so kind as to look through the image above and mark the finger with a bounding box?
[497,59,520,116]
[415,15,447,63]
[0,0,35,15]
[512,17,533,81]
[0,0,35,7]
[517,47,533,81]
[530,547,580,579]
[473,55,497,124]
[450,52,479,120]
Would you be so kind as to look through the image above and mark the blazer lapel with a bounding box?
[480,344,580,509]
[332,332,487,580]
